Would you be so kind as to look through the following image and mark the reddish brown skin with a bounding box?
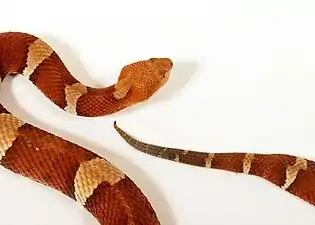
[113,121,315,207]
[0,32,173,225]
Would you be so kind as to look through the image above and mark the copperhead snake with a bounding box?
[0,31,173,225]
[1,31,313,225]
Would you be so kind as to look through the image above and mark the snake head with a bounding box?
[147,57,173,86]
[114,58,173,103]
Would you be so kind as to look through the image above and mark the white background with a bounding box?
[0,0,315,224]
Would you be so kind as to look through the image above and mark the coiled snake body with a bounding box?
[0,31,173,225]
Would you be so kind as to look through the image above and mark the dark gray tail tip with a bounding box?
[113,120,117,128]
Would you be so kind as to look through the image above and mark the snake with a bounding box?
[113,122,315,207]
[0,31,173,225]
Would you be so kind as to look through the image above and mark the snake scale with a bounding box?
[0,31,173,225]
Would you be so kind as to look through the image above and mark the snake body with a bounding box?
[113,122,315,207]
[0,31,173,225]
